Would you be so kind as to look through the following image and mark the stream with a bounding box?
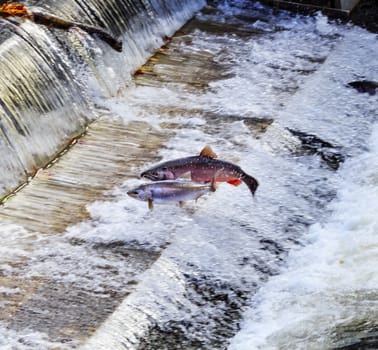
[0,0,377,349]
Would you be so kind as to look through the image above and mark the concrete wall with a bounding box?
[0,0,205,200]
[340,0,360,10]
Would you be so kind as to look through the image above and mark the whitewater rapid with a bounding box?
[81,7,378,349]
[230,123,378,349]
[0,1,377,349]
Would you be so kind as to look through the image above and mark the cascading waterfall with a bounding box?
[0,0,205,198]
[1,0,377,349]
[0,19,93,196]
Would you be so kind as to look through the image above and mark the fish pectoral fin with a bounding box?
[210,178,218,192]
[148,199,154,210]
[210,168,223,191]
[199,145,217,159]
[227,179,242,186]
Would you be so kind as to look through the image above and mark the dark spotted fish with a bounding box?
[140,146,259,196]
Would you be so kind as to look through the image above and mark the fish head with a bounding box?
[127,186,152,201]
[140,166,176,181]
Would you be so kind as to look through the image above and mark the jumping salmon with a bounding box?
[127,179,216,209]
[140,146,259,196]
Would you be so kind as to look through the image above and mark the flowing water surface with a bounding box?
[0,0,377,349]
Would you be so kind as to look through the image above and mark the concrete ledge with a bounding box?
[0,0,205,200]
[258,0,360,18]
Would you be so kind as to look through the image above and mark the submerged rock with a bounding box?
[288,128,345,170]
[347,80,378,95]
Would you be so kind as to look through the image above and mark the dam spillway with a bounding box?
[0,0,207,347]
[0,0,205,198]
[0,0,378,349]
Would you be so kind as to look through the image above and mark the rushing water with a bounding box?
[229,125,378,350]
[0,0,204,197]
[0,0,377,349]
[82,2,378,349]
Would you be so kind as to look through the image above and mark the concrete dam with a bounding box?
[0,0,377,349]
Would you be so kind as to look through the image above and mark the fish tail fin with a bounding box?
[242,173,259,196]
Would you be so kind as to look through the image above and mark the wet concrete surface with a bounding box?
[0,120,168,233]
[1,1,371,347]
[0,118,167,345]
[0,8,274,346]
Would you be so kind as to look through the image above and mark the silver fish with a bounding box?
[127,180,216,209]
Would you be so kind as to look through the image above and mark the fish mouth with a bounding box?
[140,172,159,181]
[127,190,138,198]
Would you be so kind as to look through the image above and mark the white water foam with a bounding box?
[275,26,378,154]
[227,16,378,350]
[1,2,377,348]
[229,122,378,349]
[0,326,76,350]
[79,11,378,348]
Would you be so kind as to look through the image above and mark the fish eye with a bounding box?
[128,189,141,196]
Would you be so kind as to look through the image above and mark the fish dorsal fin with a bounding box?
[199,145,217,159]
